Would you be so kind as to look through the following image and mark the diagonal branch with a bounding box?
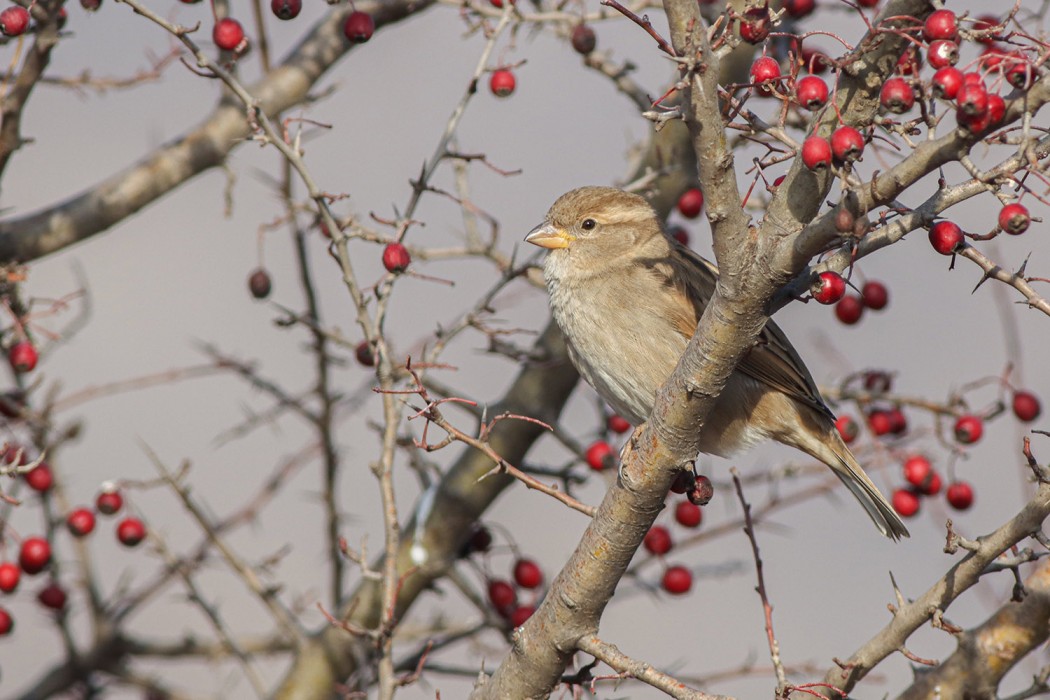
[0,0,435,263]
[803,476,1050,698]
[895,557,1050,700]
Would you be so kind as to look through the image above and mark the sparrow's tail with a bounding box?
[785,410,910,540]
[824,432,910,540]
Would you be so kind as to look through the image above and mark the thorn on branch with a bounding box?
[930,608,963,636]
[897,646,938,667]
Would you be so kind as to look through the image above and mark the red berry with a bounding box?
[270,0,300,19]
[896,47,921,76]
[783,0,815,18]
[957,83,988,117]
[661,565,692,595]
[607,414,631,434]
[248,269,272,299]
[868,410,892,436]
[795,75,828,111]
[674,500,702,528]
[923,9,958,42]
[999,203,1030,235]
[0,6,29,36]
[465,525,492,554]
[801,136,832,170]
[963,72,985,87]
[946,481,974,510]
[958,108,993,135]
[1005,58,1032,90]
[24,463,53,493]
[643,525,673,555]
[835,415,859,443]
[19,537,51,575]
[830,126,864,163]
[343,11,374,43]
[920,470,942,496]
[834,295,864,325]
[886,407,908,435]
[856,0,877,6]
[489,69,516,97]
[66,508,96,538]
[509,605,534,627]
[382,242,411,273]
[585,440,614,471]
[1012,391,1041,422]
[117,517,146,547]
[902,455,931,488]
[353,341,375,368]
[80,0,102,12]
[927,40,959,69]
[863,370,892,393]
[984,51,1013,72]
[571,24,596,55]
[954,415,983,444]
[677,188,704,219]
[932,67,963,100]
[812,271,846,305]
[0,562,20,593]
[213,18,245,51]
[487,579,516,612]
[95,485,123,515]
[800,48,831,75]
[986,94,1005,127]
[489,0,515,7]
[689,474,713,506]
[750,56,780,95]
[0,607,11,635]
[8,341,38,373]
[973,15,1001,44]
[861,280,888,310]
[929,221,963,255]
[37,582,66,610]
[879,77,914,114]
[2,444,27,467]
[738,7,770,43]
[513,559,543,589]
[668,225,690,246]
[891,488,920,517]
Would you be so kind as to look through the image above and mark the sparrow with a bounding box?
[526,186,908,540]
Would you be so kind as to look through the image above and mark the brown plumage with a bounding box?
[526,186,908,540]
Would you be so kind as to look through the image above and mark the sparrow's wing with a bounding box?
[668,240,835,419]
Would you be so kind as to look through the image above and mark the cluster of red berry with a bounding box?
[808,271,889,327]
[487,556,544,628]
[639,472,709,596]
[744,7,1037,290]
[463,524,545,629]
[0,473,143,638]
[832,374,1042,521]
[642,514,700,595]
[889,454,972,519]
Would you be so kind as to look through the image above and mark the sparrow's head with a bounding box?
[525,187,663,260]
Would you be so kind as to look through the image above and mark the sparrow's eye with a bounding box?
[581,218,597,231]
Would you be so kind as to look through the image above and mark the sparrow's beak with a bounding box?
[525,222,573,249]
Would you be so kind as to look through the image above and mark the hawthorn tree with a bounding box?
[0,0,1049,698]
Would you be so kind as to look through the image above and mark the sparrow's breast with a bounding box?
[544,257,687,425]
